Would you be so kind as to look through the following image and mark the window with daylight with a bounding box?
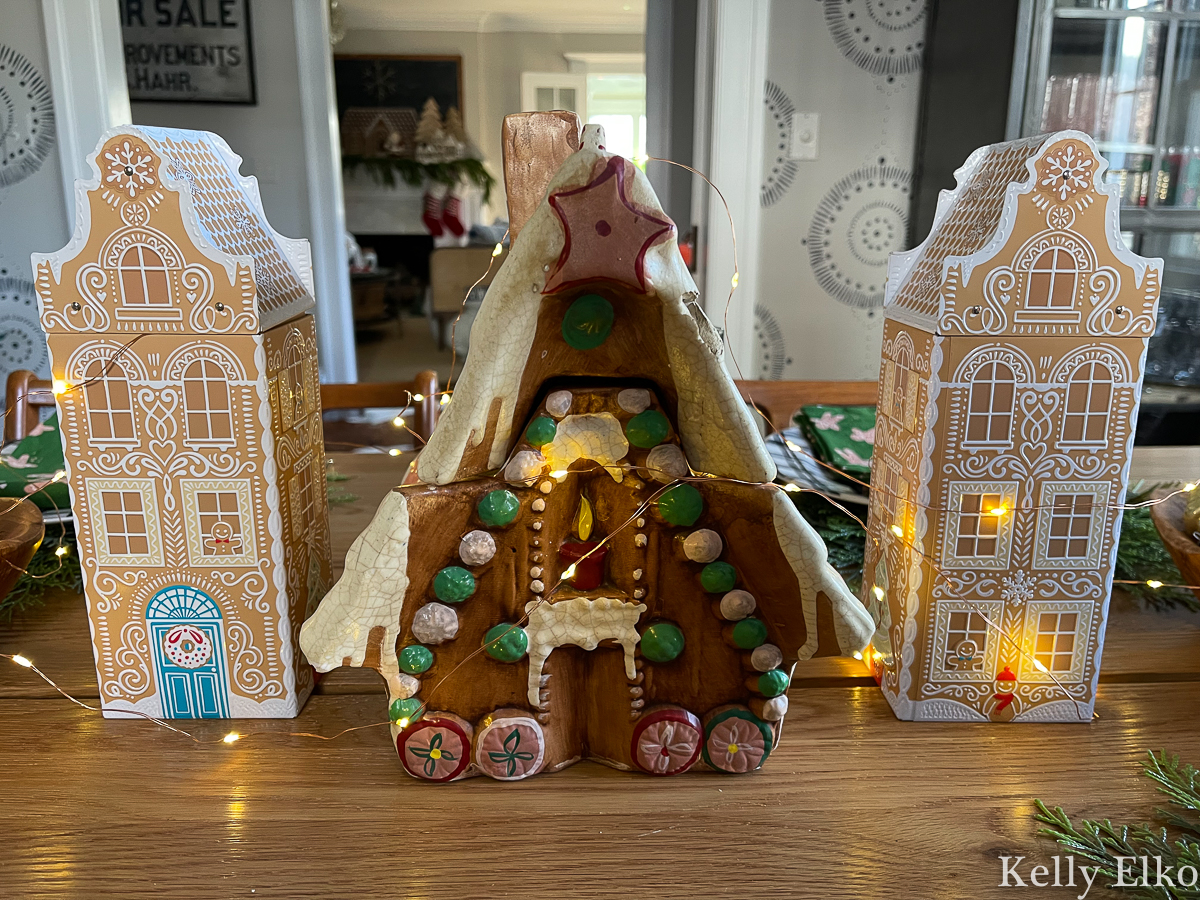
[1034,611,1078,673]
[946,610,989,657]
[1046,493,1094,559]
[117,244,171,306]
[1062,361,1112,444]
[1027,248,1078,309]
[955,492,1002,557]
[965,361,1016,444]
[196,491,241,556]
[83,358,136,442]
[183,360,233,443]
[100,490,149,556]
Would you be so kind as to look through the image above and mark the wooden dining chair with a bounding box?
[4,369,56,444]
[734,380,878,434]
[320,370,440,452]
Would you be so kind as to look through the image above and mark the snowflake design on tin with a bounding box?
[1039,144,1093,201]
[104,140,156,198]
[234,212,255,235]
[1001,569,1035,606]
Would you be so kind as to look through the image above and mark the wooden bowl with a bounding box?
[1149,489,1200,605]
[0,499,45,603]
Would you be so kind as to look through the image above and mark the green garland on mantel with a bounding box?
[789,482,1199,612]
[1035,751,1200,899]
[342,155,496,204]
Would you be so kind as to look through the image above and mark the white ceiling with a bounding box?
[339,0,647,34]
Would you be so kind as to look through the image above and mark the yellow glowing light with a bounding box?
[1032,660,1049,674]
[388,448,402,457]
[1186,483,1197,492]
[12,654,33,668]
[783,483,802,493]
[492,242,504,257]
[52,379,68,396]
[730,272,739,289]
[1147,579,1164,589]
[989,505,1009,517]
[439,395,451,406]
[54,545,68,558]
[397,717,410,728]
[223,732,240,744]
[784,440,802,452]
[412,393,425,402]
[550,469,569,478]
[51,470,66,483]
[873,586,885,601]
[852,651,863,660]
[393,416,406,428]
[562,564,578,581]
[891,524,904,537]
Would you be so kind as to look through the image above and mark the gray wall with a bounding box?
[131,0,312,244]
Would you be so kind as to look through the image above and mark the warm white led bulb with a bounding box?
[393,416,406,428]
[11,654,32,668]
[388,448,402,457]
[223,732,240,744]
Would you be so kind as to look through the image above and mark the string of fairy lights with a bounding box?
[3,152,1200,742]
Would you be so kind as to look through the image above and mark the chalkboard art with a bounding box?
[120,0,256,104]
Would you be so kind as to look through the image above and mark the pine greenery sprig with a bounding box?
[341,155,496,203]
[1118,484,1197,612]
[0,527,82,622]
[1035,751,1200,900]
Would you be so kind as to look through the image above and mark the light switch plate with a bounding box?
[790,112,818,160]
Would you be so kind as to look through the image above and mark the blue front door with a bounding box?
[146,586,230,719]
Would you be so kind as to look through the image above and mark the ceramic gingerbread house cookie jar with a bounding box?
[301,112,873,781]
[32,126,332,719]
[863,130,1162,723]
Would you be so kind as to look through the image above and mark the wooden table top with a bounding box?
[2,448,1198,898]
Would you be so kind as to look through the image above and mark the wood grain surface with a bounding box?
[1,450,1198,898]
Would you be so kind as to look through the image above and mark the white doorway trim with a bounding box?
[293,0,356,384]
[41,0,131,224]
[697,0,769,379]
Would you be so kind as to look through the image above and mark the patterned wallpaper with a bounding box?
[754,0,927,381]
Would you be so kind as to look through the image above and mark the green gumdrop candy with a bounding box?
[483,623,529,662]
[433,566,476,603]
[398,645,433,675]
[641,622,686,662]
[389,696,423,724]
[561,293,615,350]
[477,489,520,527]
[758,669,790,698]
[625,409,670,448]
[700,561,737,593]
[657,483,704,526]
[732,617,769,650]
[525,416,557,447]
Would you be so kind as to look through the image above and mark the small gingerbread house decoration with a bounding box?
[301,113,873,782]
[32,126,333,719]
[864,130,1162,723]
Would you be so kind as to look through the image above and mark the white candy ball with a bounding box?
[683,529,723,563]
[545,390,573,418]
[459,530,496,566]
[751,643,783,672]
[504,449,545,485]
[394,673,420,699]
[411,602,459,645]
[645,443,689,483]
[720,589,757,621]
[617,388,651,414]
[758,694,789,721]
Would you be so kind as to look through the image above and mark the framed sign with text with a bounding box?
[120,0,256,104]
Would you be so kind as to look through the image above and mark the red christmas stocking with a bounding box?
[442,192,465,237]
[422,189,445,236]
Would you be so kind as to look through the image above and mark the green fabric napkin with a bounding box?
[795,405,876,483]
[0,412,70,513]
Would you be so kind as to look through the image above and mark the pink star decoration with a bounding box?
[543,156,675,294]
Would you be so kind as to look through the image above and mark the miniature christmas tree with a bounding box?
[414,97,443,146]
[301,113,872,781]
[443,106,466,145]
